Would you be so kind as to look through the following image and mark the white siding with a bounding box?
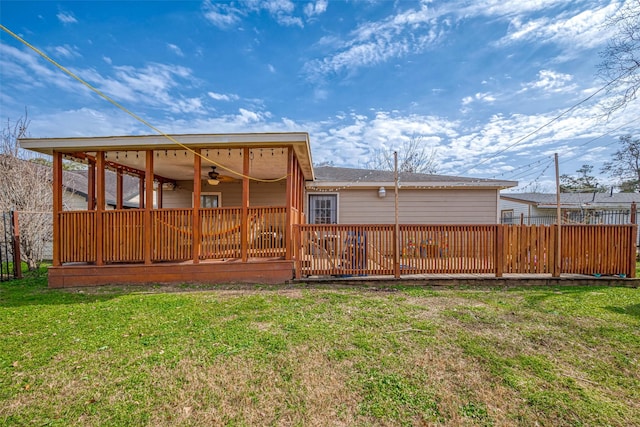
[335,188,499,224]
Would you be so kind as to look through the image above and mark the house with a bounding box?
[63,168,141,210]
[19,132,516,287]
[500,192,640,225]
[309,166,516,224]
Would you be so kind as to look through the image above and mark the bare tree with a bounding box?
[365,136,438,174]
[602,134,640,192]
[0,113,53,270]
[598,0,640,116]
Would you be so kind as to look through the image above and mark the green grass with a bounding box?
[1,273,639,426]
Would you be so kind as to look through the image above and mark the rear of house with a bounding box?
[308,167,517,225]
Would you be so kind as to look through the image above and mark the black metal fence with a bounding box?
[501,209,637,226]
[501,209,640,245]
[0,211,20,281]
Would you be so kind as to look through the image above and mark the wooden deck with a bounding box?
[295,273,639,288]
[48,258,294,288]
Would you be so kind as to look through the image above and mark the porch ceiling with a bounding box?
[19,132,314,181]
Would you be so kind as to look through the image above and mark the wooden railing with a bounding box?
[294,225,395,276]
[294,224,637,278]
[249,207,286,257]
[153,209,192,261]
[201,208,243,259]
[103,210,144,262]
[59,206,290,264]
[59,211,96,263]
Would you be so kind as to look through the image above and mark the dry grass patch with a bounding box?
[1,275,639,426]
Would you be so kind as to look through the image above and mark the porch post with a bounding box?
[116,168,123,210]
[157,180,163,209]
[52,151,63,266]
[87,160,96,210]
[241,147,250,262]
[285,147,293,260]
[192,149,201,264]
[96,152,105,266]
[144,150,154,264]
[139,174,144,209]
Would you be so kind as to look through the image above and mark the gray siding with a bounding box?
[162,180,286,208]
[334,189,499,224]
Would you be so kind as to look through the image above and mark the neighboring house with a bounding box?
[308,167,517,224]
[63,168,141,209]
[500,192,640,225]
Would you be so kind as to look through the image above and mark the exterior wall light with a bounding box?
[378,187,386,198]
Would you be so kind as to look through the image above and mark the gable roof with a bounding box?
[501,192,640,209]
[309,166,517,190]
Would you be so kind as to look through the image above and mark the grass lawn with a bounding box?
[1,271,639,426]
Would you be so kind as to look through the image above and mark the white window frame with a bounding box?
[307,192,339,224]
[194,191,222,208]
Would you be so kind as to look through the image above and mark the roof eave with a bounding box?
[307,180,517,190]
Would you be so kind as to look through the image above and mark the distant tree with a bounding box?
[365,136,438,174]
[598,0,640,116]
[560,164,605,193]
[602,134,640,192]
[0,112,54,270]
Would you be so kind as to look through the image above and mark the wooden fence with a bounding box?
[293,223,637,278]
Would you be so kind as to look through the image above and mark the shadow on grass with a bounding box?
[605,303,640,320]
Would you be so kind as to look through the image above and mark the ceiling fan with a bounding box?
[207,166,240,185]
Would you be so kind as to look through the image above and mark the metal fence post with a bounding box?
[11,211,22,279]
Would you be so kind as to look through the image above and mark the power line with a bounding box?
[0,24,286,183]
[458,71,635,176]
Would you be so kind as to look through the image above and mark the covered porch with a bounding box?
[20,133,313,287]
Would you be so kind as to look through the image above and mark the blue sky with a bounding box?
[1,0,638,191]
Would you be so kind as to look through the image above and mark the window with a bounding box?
[308,194,337,224]
[200,192,221,208]
[501,209,514,224]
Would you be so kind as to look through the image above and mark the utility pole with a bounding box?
[554,153,561,277]
[394,151,400,278]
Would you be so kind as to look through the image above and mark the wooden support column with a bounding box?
[144,150,154,265]
[284,147,293,260]
[96,152,105,266]
[192,149,201,264]
[157,181,163,209]
[629,202,637,278]
[139,175,145,209]
[52,151,63,266]
[87,161,96,210]
[241,147,250,262]
[116,168,123,210]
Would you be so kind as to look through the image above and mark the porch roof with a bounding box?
[19,132,314,182]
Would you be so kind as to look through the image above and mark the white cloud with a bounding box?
[461,92,496,106]
[51,44,82,59]
[304,3,445,79]
[304,0,328,18]
[102,56,112,65]
[519,70,577,94]
[202,1,242,28]
[267,64,276,73]
[202,0,303,29]
[208,91,240,101]
[166,43,184,57]
[56,11,77,24]
[497,3,618,50]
